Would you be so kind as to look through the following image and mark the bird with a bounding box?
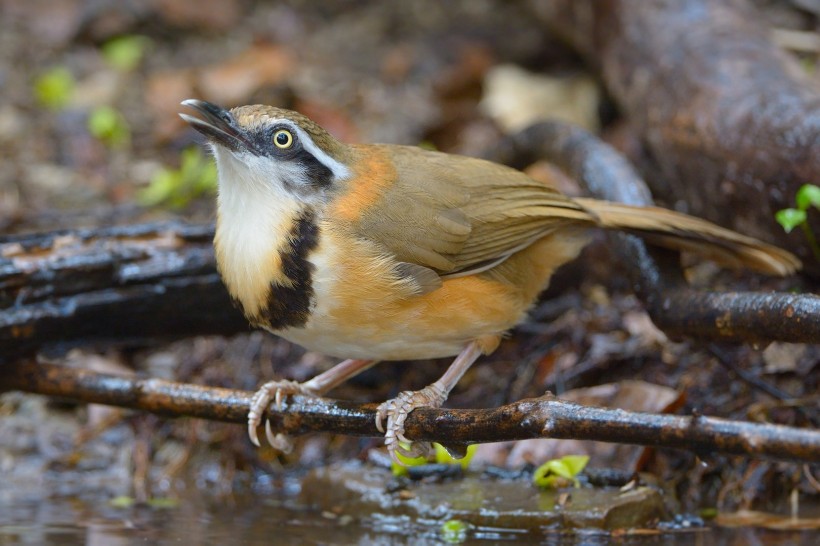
[179,99,800,462]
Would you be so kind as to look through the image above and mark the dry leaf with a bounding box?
[198,44,293,106]
[481,64,600,132]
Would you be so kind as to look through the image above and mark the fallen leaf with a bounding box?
[481,64,600,132]
[152,0,242,31]
[198,44,293,106]
[762,342,806,374]
[145,69,196,141]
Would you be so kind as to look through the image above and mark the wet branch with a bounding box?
[2,360,818,464]
[0,222,247,361]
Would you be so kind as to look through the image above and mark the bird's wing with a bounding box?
[342,145,594,279]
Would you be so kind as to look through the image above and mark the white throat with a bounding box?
[212,147,301,318]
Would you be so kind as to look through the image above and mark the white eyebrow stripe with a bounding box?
[269,119,350,181]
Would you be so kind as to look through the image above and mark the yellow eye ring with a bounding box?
[273,129,293,149]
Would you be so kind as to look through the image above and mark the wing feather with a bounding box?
[349,145,594,274]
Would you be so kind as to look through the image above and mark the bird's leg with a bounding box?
[376,339,488,464]
[248,358,377,448]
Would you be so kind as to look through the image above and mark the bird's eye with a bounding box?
[273,129,293,149]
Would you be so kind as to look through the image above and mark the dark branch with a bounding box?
[2,360,818,464]
[0,222,247,361]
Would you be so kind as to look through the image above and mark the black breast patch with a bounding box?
[259,209,319,330]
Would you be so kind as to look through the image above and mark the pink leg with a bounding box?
[248,358,377,447]
[375,340,485,464]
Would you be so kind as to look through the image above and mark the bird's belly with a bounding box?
[270,244,531,361]
[265,225,593,361]
[275,274,517,360]
[275,323,465,361]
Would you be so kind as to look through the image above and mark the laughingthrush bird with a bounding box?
[180,99,799,462]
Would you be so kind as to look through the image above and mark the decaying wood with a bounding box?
[533,0,820,275]
[2,360,817,464]
[0,223,247,361]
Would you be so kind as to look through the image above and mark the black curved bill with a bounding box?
[179,99,259,154]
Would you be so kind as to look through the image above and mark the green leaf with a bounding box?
[533,455,589,489]
[109,495,135,508]
[440,519,471,543]
[138,147,217,209]
[87,106,130,148]
[390,442,428,476]
[775,208,807,233]
[34,67,75,110]
[796,184,820,211]
[433,443,476,469]
[102,35,150,71]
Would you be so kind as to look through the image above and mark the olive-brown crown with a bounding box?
[229,104,349,162]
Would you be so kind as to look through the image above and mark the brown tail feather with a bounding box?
[575,198,801,276]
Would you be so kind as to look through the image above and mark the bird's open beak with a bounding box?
[179,99,259,154]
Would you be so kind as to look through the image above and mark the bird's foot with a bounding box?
[247,379,318,449]
[375,380,448,464]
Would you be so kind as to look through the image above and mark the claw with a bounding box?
[265,419,276,447]
[248,409,262,447]
[377,383,449,463]
[246,379,318,449]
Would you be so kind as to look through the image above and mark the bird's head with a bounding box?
[180,99,351,204]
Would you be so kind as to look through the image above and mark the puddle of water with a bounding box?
[1,494,818,545]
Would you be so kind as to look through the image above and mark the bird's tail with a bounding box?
[575,198,801,276]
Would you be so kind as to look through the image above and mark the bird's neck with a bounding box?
[213,154,319,329]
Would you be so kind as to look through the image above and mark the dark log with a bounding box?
[0,223,247,361]
[2,360,817,464]
[533,0,820,275]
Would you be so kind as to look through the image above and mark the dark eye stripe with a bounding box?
[293,148,333,188]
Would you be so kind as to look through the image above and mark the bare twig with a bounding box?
[2,360,818,463]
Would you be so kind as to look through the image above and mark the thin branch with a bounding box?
[2,360,818,464]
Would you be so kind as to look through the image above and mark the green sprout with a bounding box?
[139,147,217,209]
[34,67,75,110]
[440,519,471,543]
[433,443,476,469]
[102,35,151,72]
[87,106,130,148]
[776,183,820,261]
[390,442,477,477]
[532,454,589,489]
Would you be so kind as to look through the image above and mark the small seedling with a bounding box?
[433,443,476,470]
[87,106,130,148]
[776,183,820,261]
[102,35,151,72]
[139,147,217,208]
[390,442,477,476]
[440,519,471,543]
[532,454,589,489]
[34,67,75,110]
